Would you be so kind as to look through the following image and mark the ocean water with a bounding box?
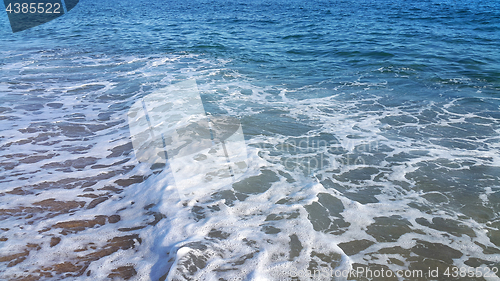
[0,0,499,280]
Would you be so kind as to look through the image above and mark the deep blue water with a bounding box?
[2,0,499,86]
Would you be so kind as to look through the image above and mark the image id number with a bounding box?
[6,3,61,14]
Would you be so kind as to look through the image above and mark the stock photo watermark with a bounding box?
[127,79,248,200]
[266,137,380,174]
[3,0,79,32]
[276,265,499,280]
[127,79,380,199]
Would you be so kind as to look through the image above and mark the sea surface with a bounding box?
[0,0,499,280]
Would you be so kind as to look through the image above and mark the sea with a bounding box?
[0,0,499,280]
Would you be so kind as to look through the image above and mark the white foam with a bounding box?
[1,52,500,280]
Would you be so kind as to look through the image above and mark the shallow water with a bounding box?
[0,0,499,280]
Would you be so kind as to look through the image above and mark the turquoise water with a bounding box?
[0,0,499,280]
